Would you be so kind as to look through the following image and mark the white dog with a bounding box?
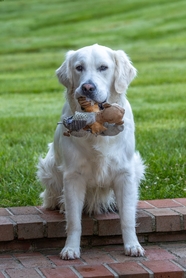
[37,44,145,260]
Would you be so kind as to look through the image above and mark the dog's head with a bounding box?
[56,44,136,105]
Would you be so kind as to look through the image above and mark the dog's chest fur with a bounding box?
[75,136,122,188]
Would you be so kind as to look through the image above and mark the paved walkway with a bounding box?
[0,242,186,277]
[0,198,186,277]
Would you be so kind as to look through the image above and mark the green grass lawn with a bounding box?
[0,0,185,207]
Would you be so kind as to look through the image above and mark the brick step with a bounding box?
[0,198,186,253]
[0,243,186,277]
[0,199,186,277]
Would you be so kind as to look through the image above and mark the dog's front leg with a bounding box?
[113,173,145,257]
[60,173,86,260]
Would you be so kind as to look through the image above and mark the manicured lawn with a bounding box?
[0,0,185,206]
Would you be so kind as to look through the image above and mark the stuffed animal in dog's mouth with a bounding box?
[61,96,125,137]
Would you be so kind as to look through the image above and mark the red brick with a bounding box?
[144,246,176,260]
[174,198,186,206]
[146,199,182,208]
[0,217,14,241]
[17,254,53,268]
[81,250,115,265]
[165,246,186,258]
[0,258,21,270]
[102,245,125,252]
[40,214,66,238]
[82,215,94,236]
[10,215,44,239]
[136,210,154,233]
[91,235,123,246]
[109,261,149,277]
[37,206,61,215]
[31,238,66,250]
[14,252,42,258]
[161,242,186,249]
[41,212,94,237]
[39,210,64,219]
[8,206,40,215]
[0,208,11,216]
[38,248,61,255]
[94,213,121,236]
[6,268,42,278]
[109,250,145,263]
[48,255,83,266]
[0,239,32,252]
[148,232,186,243]
[0,254,12,259]
[137,235,146,243]
[47,221,66,238]
[173,207,186,215]
[173,207,186,229]
[137,201,154,209]
[40,267,78,278]
[142,260,184,278]
[75,265,114,278]
[174,258,186,270]
[79,237,90,247]
[145,208,181,232]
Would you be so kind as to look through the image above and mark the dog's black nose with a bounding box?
[81,82,96,96]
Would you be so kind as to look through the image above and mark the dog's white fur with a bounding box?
[37,44,145,260]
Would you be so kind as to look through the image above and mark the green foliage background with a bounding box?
[0,0,185,206]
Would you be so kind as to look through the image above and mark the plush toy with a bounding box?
[62,97,125,137]
[78,96,100,112]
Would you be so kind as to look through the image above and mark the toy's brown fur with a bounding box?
[78,97,124,135]
[78,97,100,112]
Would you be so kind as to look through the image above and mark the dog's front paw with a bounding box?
[125,244,145,257]
[60,247,80,260]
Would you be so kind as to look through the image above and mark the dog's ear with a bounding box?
[56,50,75,88]
[114,50,137,94]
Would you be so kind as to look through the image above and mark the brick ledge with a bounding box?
[0,198,186,252]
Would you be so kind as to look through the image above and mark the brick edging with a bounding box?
[0,198,186,252]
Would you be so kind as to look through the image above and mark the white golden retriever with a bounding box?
[37,44,145,260]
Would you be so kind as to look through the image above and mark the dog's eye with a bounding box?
[76,65,83,72]
[99,65,108,71]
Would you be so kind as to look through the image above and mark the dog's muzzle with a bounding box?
[81,81,97,99]
[75,80,107,104]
